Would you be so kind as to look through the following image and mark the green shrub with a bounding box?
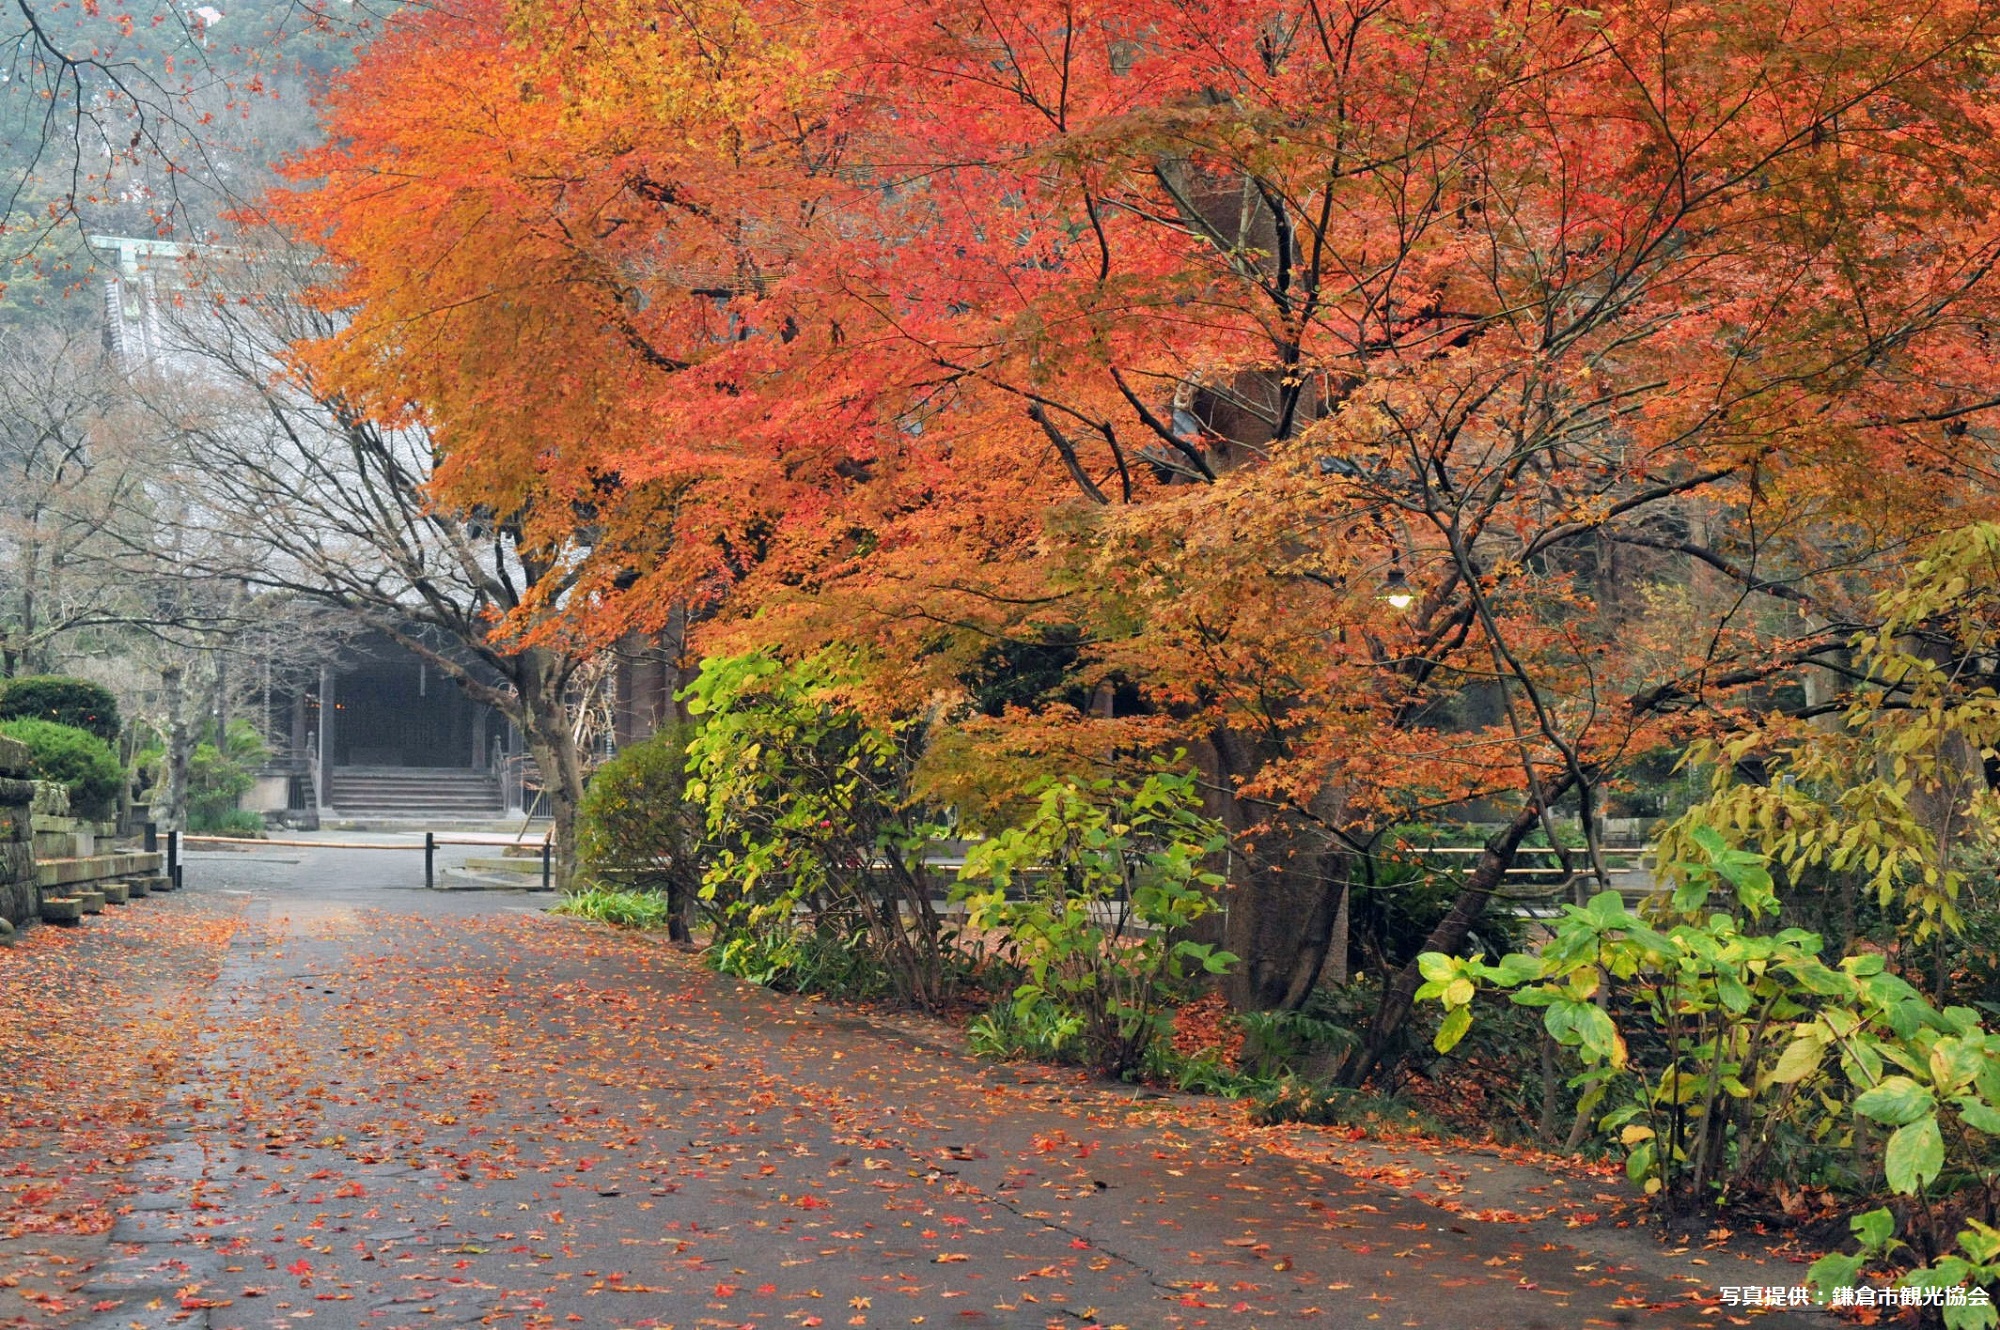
[686,650,958,1008]
[552,884,675,929]
[1235,1008,1357,1081]
[0,719,122,820]
[1420,832,2000,1226]
[185,721,267,833]
[1144,1044,1253,1098]
[1808,1208,2000,1328]
[577,725,705,941]
[1136,999,1358,1100]
[709,925,893,999]
[0,676,120,743]
[956,765,1236,1078]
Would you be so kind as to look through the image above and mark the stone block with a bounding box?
[0,735,25,778]
[123,877,150,897]
[0,838,31,928]
[34,852,163,889]
[40,897,82,924]
[30,781,69,818]
[77,889,104,914]
[0,778,33,823]
[0,884,31,927]
[101,882,129,905]
[33,828,93,860]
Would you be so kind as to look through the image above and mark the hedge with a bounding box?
[0,676,121,744]
[0,719,122,820]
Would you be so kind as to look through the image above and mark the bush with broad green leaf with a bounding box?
[684,650,960,1008]
[1412,530,2000,1312]
[1417,827,2000,1312]
[1807,1207,2000,1329]
[957,765,1236,1078]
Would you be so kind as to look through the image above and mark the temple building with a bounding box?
[96,235,684,825]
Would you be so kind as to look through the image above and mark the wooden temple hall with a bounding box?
[253,637,507,821]
[257,633,685,824]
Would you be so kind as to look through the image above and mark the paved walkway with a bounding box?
[6,843,1824,1329]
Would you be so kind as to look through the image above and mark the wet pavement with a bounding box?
[25,839,1821,1329]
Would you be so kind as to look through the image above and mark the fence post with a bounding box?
[143,821,157,853]
[425,831,435,890]
[167,829,180,890]
[541,836,552,893]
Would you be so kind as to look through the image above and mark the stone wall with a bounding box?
[0,736,36,926]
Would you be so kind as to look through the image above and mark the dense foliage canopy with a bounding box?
[273,0,2000,1083]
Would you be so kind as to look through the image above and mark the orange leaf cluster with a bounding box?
[266,0,2000,823]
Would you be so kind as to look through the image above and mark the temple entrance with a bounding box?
[308,638,511,820]
[327,652,490,769]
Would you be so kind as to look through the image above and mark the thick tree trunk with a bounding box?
[1193,729,1348,1011]
[526,728,581,890]
[160,664,190,833]
[516,651,584,890]
[1335,801,1546,1088]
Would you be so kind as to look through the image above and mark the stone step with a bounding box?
[330,778,501,789]
[333,805,506,818]
[332,807,508,820]
[76,889,105,914]
[35,852,165,890]
[330,774,500,783]
[330,788,502,799]
[462,857,545,876]
[101,882,129,905]
[328,790,504,803]
[332,764,500,775]
[40,896,82,924]
[331,777,501,789]
[331,792,500,800]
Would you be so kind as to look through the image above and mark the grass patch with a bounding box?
[550,884,674,929]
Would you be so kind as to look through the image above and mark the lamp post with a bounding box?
[1378,565,1415,610]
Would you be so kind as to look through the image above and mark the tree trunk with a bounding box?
[1193,728,1348,1010]
[212,650,229,747]
[516,651,584,889]
[160,664,190,834]
[1335,800,1547,1088]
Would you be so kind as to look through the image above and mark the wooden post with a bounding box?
[425,831,435,890]
[541,836,552,893]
